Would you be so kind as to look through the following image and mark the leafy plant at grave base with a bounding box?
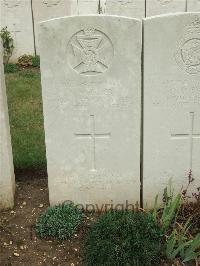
[153,178,182,233]
[32,55,40,67]
[35,202,83,240]
[84,211,163,266]
[165,218,200,263]
[0,27,14,63]
[18,54,34,67]
[4,63,19,73]
[153,175,200,264]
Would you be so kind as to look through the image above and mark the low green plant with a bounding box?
[32,55,40,67]
[0,27,14,63]
[166,221,200,263]
[153,179,182,233]
[35,203,83,240]
[84,211,163,266]
[4,63,19,73]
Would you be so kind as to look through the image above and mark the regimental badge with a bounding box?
[175,17,200,75]
[67,28,114,76]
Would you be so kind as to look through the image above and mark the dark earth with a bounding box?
[0,169,199,266]
[0,169,87,266]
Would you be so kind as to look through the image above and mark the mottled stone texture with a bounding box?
[143,13,200,206]
[146,0,186,17]
[0,42,15,209]
[32,0,73,54]
[187,0,200,12]
[0,0,35,62]
[105,0,145,18]
[39,16,141,207]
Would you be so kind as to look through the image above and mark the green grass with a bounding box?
[6,69,46,169]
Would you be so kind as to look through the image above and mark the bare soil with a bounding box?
[0,169,86,266]
[0,170,199,266]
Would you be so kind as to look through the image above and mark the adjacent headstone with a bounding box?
[32,0,73,54]
[0,0,35,62]
[143,13,200,206]
[0,42,15,209]
[187,0,200,12]
[39,16,141,208]
[146,0,186,17]
[105,0,145,19]
[77,0,99,14]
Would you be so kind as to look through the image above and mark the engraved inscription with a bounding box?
[42,0,61,7]
[116,0,134,5]
[4,0,20,8]
[157,0,173,5]
[67,28,114,75]
[167,80,200,105]
[175,18,200,74]
[60,169,134,191]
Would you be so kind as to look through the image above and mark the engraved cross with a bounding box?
[171,112,200,171]
[75,115,111,171]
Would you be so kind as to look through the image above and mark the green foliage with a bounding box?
[153,179,182,233]
[0,27,14,63]
[166,222,200,263]
[154,179,200,264]
[4,63,19,73]
[35,203,83,240]
[84,211,163,266]
[32,55,40,67]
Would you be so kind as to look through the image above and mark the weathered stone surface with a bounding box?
[105,0,145,18]
[187,0,200,12]
[146,0,186,17]
[143,13,200,206]
[0,42,15,209]
[32,0,73,54]
[39,16,141,208]
[0,0,35,62]
[77,0,99,14]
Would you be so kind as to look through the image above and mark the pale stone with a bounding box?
[187,0,200,12]
[105,0,145,19]
[143,13,200,207]
[32,0,73,54]
[0,42,15,209]
[0,0,35,62]
[146,0,186,17]
[39,15,141,207]
[77,0,99,14]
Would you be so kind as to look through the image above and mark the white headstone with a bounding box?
[105,0,145,19]
[0,42,15,209]
[187,0,200,12]
[0,0,35,62]
[146,0,186,17]
[39,16,141,208]
[77,0,99,14]
[143,13,200,206]
[32,0,73,54]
